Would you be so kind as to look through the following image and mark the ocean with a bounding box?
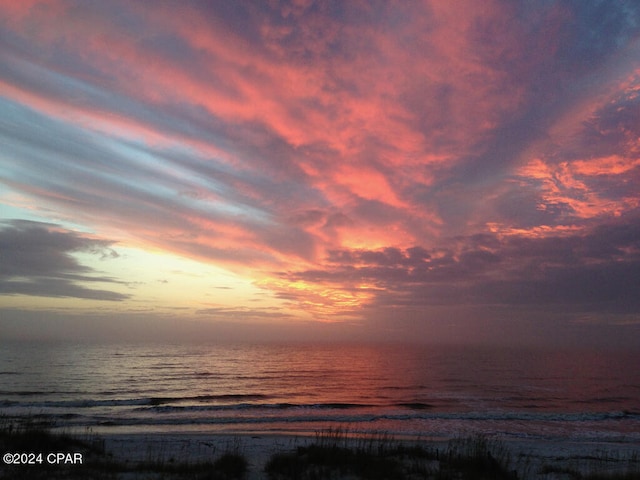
[1,342,639,445]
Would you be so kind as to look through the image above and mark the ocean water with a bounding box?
[1,342,639,444]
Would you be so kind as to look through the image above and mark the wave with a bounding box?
[147,394,272,406]
[394,402,434,410]
[74,409,640,430]
[139,402,373,413]
[316,403,372,409]
[0,390,82,396]
[0,391,50,396]
[129,403,640,424]
[3,393,275,409]
[575,396,635,405]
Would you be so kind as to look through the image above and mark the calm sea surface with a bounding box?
[1,342,639,443]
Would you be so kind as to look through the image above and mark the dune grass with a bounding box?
[0,416,247,479]
[265,427,517,479]
[265,428,640,480]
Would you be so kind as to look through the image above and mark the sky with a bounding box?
[1,0,640,347]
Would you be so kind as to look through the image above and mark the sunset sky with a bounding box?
[2,0,640,346]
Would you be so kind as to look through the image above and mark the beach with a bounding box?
[2,426,640,479]
[102,431,640,479]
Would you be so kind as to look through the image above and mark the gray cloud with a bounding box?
[196,306,294,320]
[0,220,129,301]
[287,212,640,315]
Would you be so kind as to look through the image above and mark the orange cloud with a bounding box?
[572,155,640,176]
[515,155,640,225]
[256,276,373,320]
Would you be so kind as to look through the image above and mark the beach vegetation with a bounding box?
[265,429,518,480]
[210,452,248,479]
[538,464,582,478]
[0,416,248,479]
[438,433,516,479]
